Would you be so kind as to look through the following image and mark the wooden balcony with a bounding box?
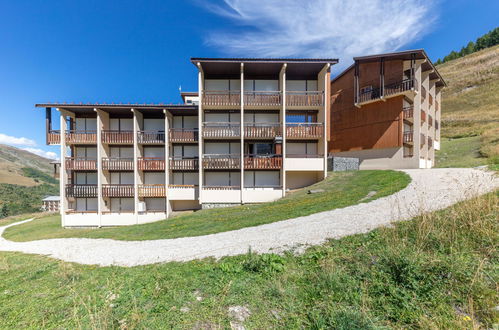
[65,184,98,198]
[138,131,165,144]
[403,106,414,121]
[138,158,165,171]
[403,131,414,144]
[356,78,416,105]
[429,94,433,106]
[202,123,240,139]
[65,157,97,170]
[102,184,134,198]
[286,154,323,158]
[421,86,427,101]
[435,100,439,111]
[169,128,198,143]
[286,123,323,139]
[286,91,324,107]
[244,91,281,106]
[244,155,282,169]
[138,184,166,198]
[102,158,134,171]
[101,130,133,144]
[202,91,240,107]
[384,78,415,97]
[47,130,61,145]
[204,186,240,190]
[65,130,97,144]
[169,158,199,170]
[203,155,240,169]
[244,124,281,139]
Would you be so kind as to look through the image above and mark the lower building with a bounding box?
[42,196,60,212]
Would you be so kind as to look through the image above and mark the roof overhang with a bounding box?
[36,103,198,116]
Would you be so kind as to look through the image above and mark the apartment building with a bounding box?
[37,57,336,227]
[329,50,446,169]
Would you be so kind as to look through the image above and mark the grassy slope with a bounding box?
[5,170,410,241]
[436,45,499,166]
[0,191,496,328]
[0,144,54,186]
[436,136,487,168]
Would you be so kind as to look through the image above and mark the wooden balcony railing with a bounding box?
[204,186,240,190]
[202,155,240,169]
[65,157,97,170]
[169,128,198,143]
[102,184,134,198]
[286,154,323,158]
[138,131,165,144]
[244,155,282,169]
[202,123,240,138]
[65,184,98,198]
[47,130,61,144]
[244,91,281,106]
[244,124,281,139]
[138,158,165,171]
[101,130,133,144]
[403,106,414,120]
[421,110,426,124]
[65,130,97,144]
[421,86,427,100]
[169,184,198,189]
[102,158,134,171]
[138,184,166,198]
[286,91,324,107]
[169,158,199,170]
[202,91,241,106]
[403,131,414,144]
[286,123,323,139]
[384,78,415,97]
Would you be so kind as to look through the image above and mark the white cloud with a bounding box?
[203,0,438,70]
[0,133,36,146]
[21,147,59,160]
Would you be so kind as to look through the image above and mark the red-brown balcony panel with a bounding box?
[102,158,134,171]
[403,106,414,120]
[102,184,134,198]
[403,131,414,144]
[421,85,427,101]
[169,158,199,170]
[435,100,439,111]
[428,115,433,127]
[47,130,61,145]
[65,157,97,171]
[421,110,426,124]
[244,155,282,169]
[169,128,199,143]
[202,123,240,139]
[244,124,281,139]
[169,184,198,189]
[65,184,98,198]
[138,157,165,171]
[66,130,97,144]
[244,91,281,106]
[101,130,134,144]
[138,184,166,198]
[286,91,324,107]
[138,130,165,144]
[202,91,241,106]
[202,155,240,169]
[286,123,323,139]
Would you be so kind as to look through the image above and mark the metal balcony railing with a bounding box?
[244,123,281,139]
[138,130,165,144]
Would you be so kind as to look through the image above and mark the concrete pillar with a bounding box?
[318,63,331,179]
[58,109,69,227]
[197,63,204,204]
[280,64,287,197]
[164,110,172,217]
[132,109,142,223]
[240,63,244,203]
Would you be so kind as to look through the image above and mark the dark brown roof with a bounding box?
[190,58,338,64]
[36,103,198,116]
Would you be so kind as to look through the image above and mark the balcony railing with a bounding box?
[403,106,414,120]
[429,94,433,106]
[244,155,282,169]
[384,78,415,97]
[244,91,281,106]
[138,157,165,171]
[435,100,439,111]
[65,184,98,198]
[428,137,433,148]
[286,91,324,107]
[203,154,240,169]
[169,184,198,189]
[101,130,133,144]
[202,122,240,138]
[102,158,134,171]
[428,115,433,127]
[357,78,416,104]
[66,130,97,144]
[204,186,240,190]
[421,86,427,100]
[286,123,323,139]
[138,184,166,198]
[169,128,198,143]
[435,120,439,130]
[65,157,97,170]
[403,131,414,144]
[169,158,199,170]
[286,154,323,158]
[244,123,281,139]
[47,130,61,144]
[102,184,134,198]
[202,91,241,106]
[138,130,165,144]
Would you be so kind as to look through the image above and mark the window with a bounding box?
[246,143,274,155]
[286,112,317,124]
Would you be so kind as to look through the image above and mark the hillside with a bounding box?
[0,144,54,186]
[435,45,499,166]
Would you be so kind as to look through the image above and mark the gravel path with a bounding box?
[1,168,497,267]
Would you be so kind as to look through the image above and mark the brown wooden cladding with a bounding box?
[66,184,98,198]
[65,157,97,170]
[138,158,165,171]
[102,184,134,197]
[102,158,134,171]
[47,130,61,144]
[101,130,133,144]
[138,184,166,198]
[244,155,282,169]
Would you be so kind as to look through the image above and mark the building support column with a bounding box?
[58,109,69,227]
[380,58,385,99]
[240,63,244,203]
[196,63,204,204]
[164,110,172,217]
[354,61,360,107]
[132,109,140,223]
[319,63,331,178]
[280,63,287,197]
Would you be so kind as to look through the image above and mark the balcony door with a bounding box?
[286,112,317,124]
[110,118,133,131]
[74,146,97,158]
[144,118,164,132]
[75,117,97,131]
[245,143,274,156]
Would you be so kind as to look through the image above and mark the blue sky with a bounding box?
[0,0,497,159]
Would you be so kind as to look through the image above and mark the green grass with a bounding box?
[436,136,489,168]
[21,167,58,185]
[0,191,497,328]
[4,170,410,242]
[0,183,59,219]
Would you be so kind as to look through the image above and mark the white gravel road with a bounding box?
[0,168,497,267]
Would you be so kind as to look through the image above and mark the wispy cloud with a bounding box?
[0,133,36,146]
[21,147,58,160]
[202,0,437,70]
